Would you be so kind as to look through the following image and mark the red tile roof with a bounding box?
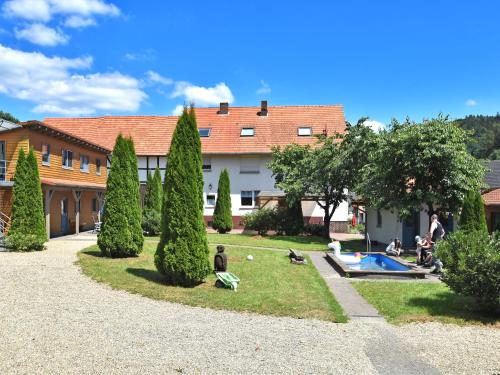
[482,188,500,206]
[44,105,345,156]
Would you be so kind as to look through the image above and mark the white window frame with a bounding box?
[240,127,255,137]
[240,190,260,207]
[62,149,73,169]
[41,143,50,166]
[199,128,211,137]
[297,127,312,136]
[206,193,216,207]
[96,158,101,175]
[80,154,89,173]
[202,157,212,172]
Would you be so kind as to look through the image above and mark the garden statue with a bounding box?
[214,245,227,272]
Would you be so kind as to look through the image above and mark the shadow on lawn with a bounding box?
[407,292,499,324]
[82,249,103,257]
[126,267,202,288]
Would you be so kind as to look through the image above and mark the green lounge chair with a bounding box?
[215,272,240,291]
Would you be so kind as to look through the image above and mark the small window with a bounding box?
[241,191,253,206]
[241,190,260,207]
[199,128,211,137]
[206,194,216,206]
[240,157,260,174]
[202,157,211,172]
[96,159,101,175]
[376,209,382,228]
[92,198,98,212]
[80,154,89,172]
[240,128,255,137]
[41,144,50,165]
[62,149,73,169]
[298,127,312,136]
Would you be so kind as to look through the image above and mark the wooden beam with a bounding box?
[44,189,54,239]
[72,190,82,235]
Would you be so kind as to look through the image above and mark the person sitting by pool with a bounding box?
[415,233,432,265]
[385,238,403,256]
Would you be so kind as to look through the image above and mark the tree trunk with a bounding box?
[323,210,331,239]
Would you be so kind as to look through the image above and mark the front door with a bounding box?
[0,141,5,181]
[402,211,420,248]
[61,198,69,234]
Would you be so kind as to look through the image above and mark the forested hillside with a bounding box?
[456,114,500,160]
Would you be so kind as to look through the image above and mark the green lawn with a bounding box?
[352,281,499,326]
[206,233,331,251]
[78,242,347,322]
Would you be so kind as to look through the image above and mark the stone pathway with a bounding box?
[309,251,383,320]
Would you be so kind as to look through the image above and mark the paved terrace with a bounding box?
[0,234,498,374]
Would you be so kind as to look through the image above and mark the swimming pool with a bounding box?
[326,252,426,278]
[346,253,411,271]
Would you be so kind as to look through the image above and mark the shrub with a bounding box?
[212,169,232,233]
[304,223,324,237]
[436,230,500,312]
[276,200,304,236]
[242,209,276,235]
[459,190,487,232]
[142,209,161,236]
[155,106,210,286]
[7,148,47,251]
[98,135,140,257]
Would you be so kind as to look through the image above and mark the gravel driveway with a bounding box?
[0,235,498,375]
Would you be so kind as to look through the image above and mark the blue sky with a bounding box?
[0,0,499,127]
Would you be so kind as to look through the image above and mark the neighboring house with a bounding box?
[365,207,457,248]
[483,160,500,232]
[0,119,109,238]
[44,101,349,230]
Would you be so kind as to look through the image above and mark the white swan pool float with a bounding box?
[328,241,363,265]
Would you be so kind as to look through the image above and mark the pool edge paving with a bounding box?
[308,252,384,321]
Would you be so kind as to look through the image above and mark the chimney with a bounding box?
[259,100,268,116]
[218,102,229,115]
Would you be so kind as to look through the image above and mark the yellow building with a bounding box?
[0,119,109,238]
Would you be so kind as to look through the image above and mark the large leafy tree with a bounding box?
[459,190,488,232]
[155,106,210,285]
[357,115,486,222]
[98,135,142,257]
[212,168,232,233]
[7,148,47,251]
[268,120,372,238]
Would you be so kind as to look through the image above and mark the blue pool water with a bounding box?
[343,253,411,271]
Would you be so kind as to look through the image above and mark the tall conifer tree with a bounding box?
[212,169,232,233]
[460,190,488,232]
[155,106,210,285]
[98,135,140,257]
[124,137,144,251]
[8,148,47,251]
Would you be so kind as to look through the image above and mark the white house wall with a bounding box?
[366,207,402,245]
[136,154,349,223]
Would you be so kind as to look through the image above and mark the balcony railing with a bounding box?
[0,159,6,182]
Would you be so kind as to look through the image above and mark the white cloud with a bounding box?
[15,23,68,46]
[466,99,477,107]
[146,70,173,86]
[363,119,385,133]
[171,104,184,116]
[0,43,146,116]
[171,81,234,107]
[256,79,271,95]
[3,0,120,22]
[3,0,51,22]
[64,15,96,28]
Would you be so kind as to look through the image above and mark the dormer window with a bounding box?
[199,128,211,137]
[298,127,312,136]
[240,127,255,137]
